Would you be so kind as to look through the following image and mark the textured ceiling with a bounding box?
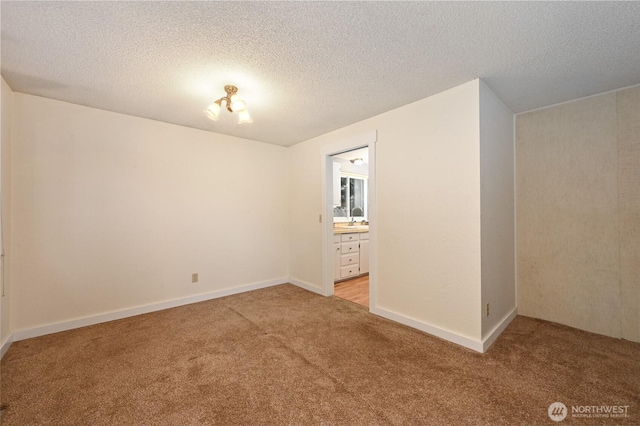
[2,2,640,147]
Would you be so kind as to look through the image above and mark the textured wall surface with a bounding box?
[517,87,639,342]
[1,78,13,345]
[617,87,640,342]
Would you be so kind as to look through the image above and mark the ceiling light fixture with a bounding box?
[350,158,364,165]
[203,85,252,124]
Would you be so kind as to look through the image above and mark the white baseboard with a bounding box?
[370,305,485,352]
[7,278,517,356]
[13,278,288,342]
[1,333,14,359]
[288,278,325,296]
[371,305,518,353]
[481,307,518,352]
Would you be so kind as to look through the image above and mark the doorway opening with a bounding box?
[331,147,370,307]
[321,131,376,311]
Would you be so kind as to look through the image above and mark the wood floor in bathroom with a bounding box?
[334,275,369,308]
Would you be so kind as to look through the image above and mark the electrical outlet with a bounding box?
[192,273,198,283]
[486,303,490,317]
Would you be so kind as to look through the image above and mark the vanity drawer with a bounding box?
[341,233,359,242]
[340,265,359,279]
[340,253,359,266]
[341,241,359,254]
[359,232,369,240]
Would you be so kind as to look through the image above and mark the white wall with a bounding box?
[479,80,516,339]
[1,77,14,348]
[4,79,515,352]
[290,80,485,341]
[10,94,289,332]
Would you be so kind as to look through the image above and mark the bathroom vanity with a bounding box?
[333,228,369,282]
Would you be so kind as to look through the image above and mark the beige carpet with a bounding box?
[1,284,638,425]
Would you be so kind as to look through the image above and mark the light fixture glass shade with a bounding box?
[231,98,247,112]
[351,158,364,165]
[204,86,253,124]
[237,110,253,124]
[203,102,221,121]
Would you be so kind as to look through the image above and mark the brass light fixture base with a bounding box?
[223,85,238,112]
[224,85,238,96]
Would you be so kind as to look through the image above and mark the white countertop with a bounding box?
[333,226,369,234]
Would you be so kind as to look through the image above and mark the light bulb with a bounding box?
[203,102,221,121]
[237,110,253,124]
